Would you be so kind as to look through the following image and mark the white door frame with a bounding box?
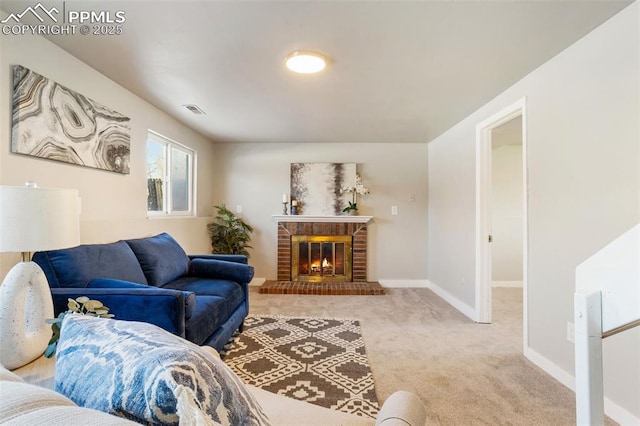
[475,97,528,347]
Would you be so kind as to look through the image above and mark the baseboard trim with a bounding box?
[492,280,523,288]
[378,279,430,288]
[426,280,476,321]
[523,347,575,391]
[524,346,640,425]
[249,277,266,287]
[603,395,640,425]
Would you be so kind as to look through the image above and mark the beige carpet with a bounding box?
[248,287,617,425]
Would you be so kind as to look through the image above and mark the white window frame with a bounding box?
[146,130,197,217]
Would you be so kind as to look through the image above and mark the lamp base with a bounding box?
[0,261,54,369]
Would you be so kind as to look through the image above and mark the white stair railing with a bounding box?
[574,223,640,425]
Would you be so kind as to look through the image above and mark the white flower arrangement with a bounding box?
[340,173,370,213]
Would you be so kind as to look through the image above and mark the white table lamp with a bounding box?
[0,184,80,369]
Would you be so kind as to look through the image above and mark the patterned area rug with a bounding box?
[221,315,379,418]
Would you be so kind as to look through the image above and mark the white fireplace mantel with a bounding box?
[272,215,373,224]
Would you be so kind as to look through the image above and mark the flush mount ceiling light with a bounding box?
[285,51,327,74]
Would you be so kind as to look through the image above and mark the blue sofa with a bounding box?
[32,233,253,351]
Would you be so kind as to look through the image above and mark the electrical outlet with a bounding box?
[236,205,243,214]
[410,194,416,202]
[391,206,398,215]
[567,322,575,343]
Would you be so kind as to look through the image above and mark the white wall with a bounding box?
[428,2,639,421]
[0,23,217,279]
[491,145,523,284]
[427,122,477,307]
[212,143,429,282]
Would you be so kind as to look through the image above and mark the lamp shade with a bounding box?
[0,186,80,253]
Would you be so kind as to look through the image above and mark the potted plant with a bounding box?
[207,204,254,257]
[340,173,370,215]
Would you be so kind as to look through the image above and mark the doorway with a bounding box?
[491,117,523,289]
[475,98,528,349]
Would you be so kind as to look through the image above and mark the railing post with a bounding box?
[574,291,604,426]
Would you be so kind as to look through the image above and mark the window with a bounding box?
[147,131,196,216]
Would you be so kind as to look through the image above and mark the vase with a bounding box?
[348,209,358,216]
[0,262,54,369]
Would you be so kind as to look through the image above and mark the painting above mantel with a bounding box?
[290,162,357,215]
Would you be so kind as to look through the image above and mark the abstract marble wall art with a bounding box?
[291,163,356,215]
[11,65,131,174]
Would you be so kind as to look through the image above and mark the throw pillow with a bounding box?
[55,315,271,426]
[32,241,148,287]
[125,233,190,286]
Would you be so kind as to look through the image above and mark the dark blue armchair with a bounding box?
[32,233,253,351]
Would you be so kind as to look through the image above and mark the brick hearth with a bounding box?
[277,221,368,282]
[259,280,384,295]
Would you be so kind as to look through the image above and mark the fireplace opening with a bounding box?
[292,235,352,282]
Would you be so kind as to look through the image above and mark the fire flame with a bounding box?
[311,258,332,273]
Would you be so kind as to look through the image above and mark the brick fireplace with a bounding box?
[275,216,372,282]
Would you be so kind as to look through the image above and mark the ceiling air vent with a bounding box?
[184,104,206,115]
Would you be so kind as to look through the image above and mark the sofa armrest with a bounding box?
[0,377,140,425]
[188,258,254,284]
[189,254,248,265]
[375,391,427,426]
[50,288,187,338]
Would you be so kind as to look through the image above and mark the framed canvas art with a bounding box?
[11,65,131,174]
[290,163,357,215]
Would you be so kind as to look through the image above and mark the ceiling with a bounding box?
[0,1,632,144]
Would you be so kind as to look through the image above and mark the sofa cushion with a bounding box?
[184,296,232,345]
[126,233,190,286]
[55,315,271,425]
[163,277,244,319]
[32,241,147,288]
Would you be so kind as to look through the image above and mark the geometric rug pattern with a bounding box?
[221,315,380,418]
